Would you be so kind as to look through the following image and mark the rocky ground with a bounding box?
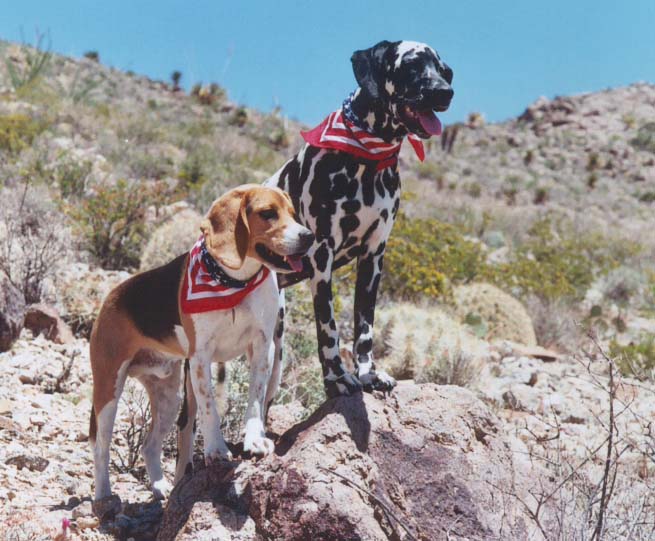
[2,323,655,540]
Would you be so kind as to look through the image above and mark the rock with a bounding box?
[158,384,553,541]
[76,516,100,530]
[5,454,49,472]
[0,273,26,352]
[24,304,74,344]
[72,500,94,519]
[496,341,560,362]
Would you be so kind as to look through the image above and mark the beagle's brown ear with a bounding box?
[203,189,250,269]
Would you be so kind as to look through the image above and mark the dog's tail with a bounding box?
[89,405,97,444]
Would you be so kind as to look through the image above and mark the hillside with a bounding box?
[2,39,655,540]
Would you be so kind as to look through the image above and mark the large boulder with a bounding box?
[157,384,554,540]
[24,303,74,344]
[0,273,26,352]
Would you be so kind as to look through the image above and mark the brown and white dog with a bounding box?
[88,184,314,502]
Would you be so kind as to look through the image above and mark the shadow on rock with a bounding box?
[275,392,371,455]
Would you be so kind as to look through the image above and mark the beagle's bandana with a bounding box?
[181,237,269,314]
[301,92,425,171]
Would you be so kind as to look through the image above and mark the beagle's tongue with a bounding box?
[286,255,304,273]
[418,110,442,136]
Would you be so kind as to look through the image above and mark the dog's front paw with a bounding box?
[243,418,275,457]
[324,372,363,398]
[151,478,174,500]
[359,369,397,394]
[244,435,275,456]
[204,438,233,465]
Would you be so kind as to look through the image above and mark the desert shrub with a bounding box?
[602,266,646,307]
[111,382,150,476]
[524,296,582,351]
[83,51,100,62]
[0,184,71,303]
[66,179,170,269]
[453,283,537,346]
[414,159,444,181]
[383,213,487,300]
[631,122,655,154]
[0,114,47,155]
[610,335,655,381]
[375,303,487,387]
[488,217,620,301]
[4,33,52,92]
[139,209,202,271]
[51,157,92,198]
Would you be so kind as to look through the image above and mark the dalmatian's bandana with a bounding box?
[302,92,426,171]
[181,237,269,314]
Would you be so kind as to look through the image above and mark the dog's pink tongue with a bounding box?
[418,110,442,136]
[286,255,304,272]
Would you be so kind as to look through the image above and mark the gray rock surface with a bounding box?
[0,273,25,352]
[158,384,549,541]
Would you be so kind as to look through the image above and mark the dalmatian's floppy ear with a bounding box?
[351,40,394,100]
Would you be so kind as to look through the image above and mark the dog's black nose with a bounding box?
[302,230,315,242]
[433,86,454,106]
[300,230,315,249]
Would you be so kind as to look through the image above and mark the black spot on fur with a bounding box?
[314,243,330,273]
[340,214,360,238]
[118,254,185,342]
[342,200,361,214]
[314,281,333,324]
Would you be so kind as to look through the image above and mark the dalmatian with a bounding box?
[265,40,454,398]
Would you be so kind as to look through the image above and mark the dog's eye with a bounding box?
[259,209,278,221]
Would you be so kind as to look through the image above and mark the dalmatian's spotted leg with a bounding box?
[310,241,363,398]
[353,245,397,393]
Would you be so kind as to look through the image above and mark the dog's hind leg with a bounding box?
[264,290,286,422]
[174,359,197,484]
[90,362,129,501]
[137,357,182,500]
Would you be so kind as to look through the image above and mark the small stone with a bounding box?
[30,414,47,427]
[72,500,94,519]
[5,454,50,472]
[77,516,100,530]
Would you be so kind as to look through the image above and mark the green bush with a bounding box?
[66,179,171,269]
[610,336,655,381]
[631,122,655,154]
[383,213,487,299]
[487,217,635,301]
[0,114,47,155]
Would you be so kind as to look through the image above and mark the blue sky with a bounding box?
[1,1,653,126]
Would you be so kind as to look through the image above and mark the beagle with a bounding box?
[88,184,314,502]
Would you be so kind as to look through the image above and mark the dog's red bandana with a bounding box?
[301,109,425,171]
[181,237,270,314]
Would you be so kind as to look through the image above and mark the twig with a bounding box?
[588,331,616,541]
[319,466,419,541]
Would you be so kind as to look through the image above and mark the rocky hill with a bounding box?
[1,39,655,540]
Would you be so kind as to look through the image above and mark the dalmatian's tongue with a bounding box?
[418,110,442,136]
[286,255,304,272]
